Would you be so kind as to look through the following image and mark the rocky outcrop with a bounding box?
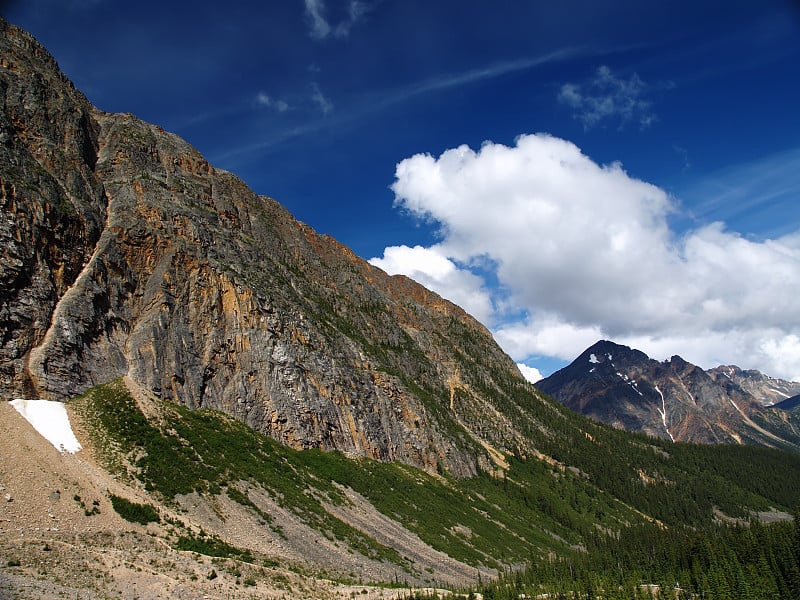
[537,340,800,449]
[0,19,106,397]
[775,394,800,411]
[707,365,800,407]
[0,18,545,477]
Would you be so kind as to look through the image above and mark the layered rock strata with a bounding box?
[0,18,539,476]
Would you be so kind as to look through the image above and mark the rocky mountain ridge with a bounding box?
[537,340,800,448]
[0,17,551,478]
[3,19,800,598]
[706,364,800,406]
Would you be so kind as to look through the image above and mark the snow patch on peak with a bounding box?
[654,386,675,443]
[9,399,82,454]
[729,398,744,416]
[589,353,600,364]
[615,370,644,396]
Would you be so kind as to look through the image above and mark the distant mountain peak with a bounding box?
[585,339,627,354]
[580,340,649,366]
[707,364,800,407]
[538,340,800,449]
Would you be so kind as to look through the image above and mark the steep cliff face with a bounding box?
[0,19,544,477]
[0,20,106,397]
[537,340,800,450]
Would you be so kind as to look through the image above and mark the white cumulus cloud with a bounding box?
[368,244,494,325]
[381,133,800,381]
[517,363,544,384]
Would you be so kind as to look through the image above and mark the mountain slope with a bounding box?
[0,17,549,478]
[0,382,480,598]
[776,394,800,411]
[3,18,800,598]
[707,365,800,406]
[537,340,800,449]
[5,376,800,598]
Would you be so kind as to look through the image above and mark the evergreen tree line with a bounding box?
[475,513,800,599]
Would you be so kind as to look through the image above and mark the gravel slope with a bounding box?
[0,396,474,598]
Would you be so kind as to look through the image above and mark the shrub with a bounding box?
[175,532,254,562]
[109,493,160,525]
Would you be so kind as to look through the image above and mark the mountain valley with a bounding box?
[1,17,800,599]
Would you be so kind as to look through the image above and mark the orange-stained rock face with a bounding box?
[0,18,547,477]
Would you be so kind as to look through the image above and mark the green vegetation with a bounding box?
[175,530,254,562]
[108,493,160,525]
[74,380,629,568]
[225,485,274,526]
[475,515,800,599]
[475,374,800,527]
[73,378,800,581]
[72,494,100,516]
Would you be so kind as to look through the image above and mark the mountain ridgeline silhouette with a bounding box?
[537,340,800,449]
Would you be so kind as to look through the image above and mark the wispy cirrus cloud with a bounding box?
[310,82,333,114]
[165,91,290,132]
[559,65,660,130]
[210,47,594,163]
[304,0,371,40]
[255,92,289,112]
[378,47,584,110]
[679,147,800,238]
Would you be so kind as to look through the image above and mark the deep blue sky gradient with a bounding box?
[6,1,798,254]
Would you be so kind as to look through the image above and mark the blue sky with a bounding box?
[5,0,800,381]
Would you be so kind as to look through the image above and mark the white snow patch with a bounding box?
[614,369,644,396]
[589,353,600,364]
[654,386,675,443]
[9,399,82,454]
[768,387,790,398]
[729,398,745,417]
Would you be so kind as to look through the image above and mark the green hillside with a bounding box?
[73,378,800,587]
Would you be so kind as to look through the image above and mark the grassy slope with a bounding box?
[72,379,800,577]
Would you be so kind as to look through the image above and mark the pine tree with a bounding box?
[790,508,800,600]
